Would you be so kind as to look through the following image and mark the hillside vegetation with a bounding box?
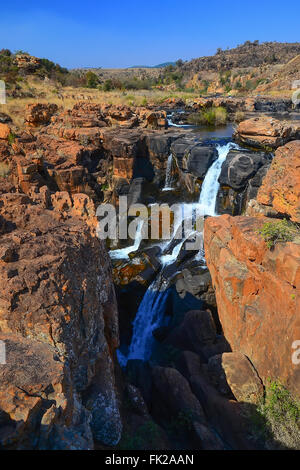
[1,41,300,129]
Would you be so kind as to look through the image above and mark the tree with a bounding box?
[0,49,11,56]
[85,71,99,88]
[103,79,112,91]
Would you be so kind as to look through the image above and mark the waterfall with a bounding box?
[162,154,173,190]
[199,142,235,216]
[162,154,174,191]
[160,203,197,265]
[127,284,169,362]
[124,204,198,365]
[118,141,234,366]
[109,219,144,260]
[167,111,193,128]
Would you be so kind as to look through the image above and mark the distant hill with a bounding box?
[176,41,300,94]
[128,62,176,69]
[181,41,300,74]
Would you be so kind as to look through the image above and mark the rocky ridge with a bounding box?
[0,99,299,450]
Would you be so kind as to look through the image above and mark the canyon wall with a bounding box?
[204,140,300,398]
[0,188,121,449]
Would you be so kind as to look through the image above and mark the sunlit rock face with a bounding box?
[257,140,300,223]
[0,188,121,449]
[234,116,300,149]
[204,214,300,398]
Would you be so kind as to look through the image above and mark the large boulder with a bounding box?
[151,366,206,423]
[219,149,271,191]
[234,116,299,149]
[0,190,121,448]
[0,332,93,450]
[0,123,11,140]
[257,140,300,222]
[204,214,300,398]
[164,310,217,355]
[207,352,264,404]
[25,103,58,127]
[189,371,259,450]
[183,145,218,179]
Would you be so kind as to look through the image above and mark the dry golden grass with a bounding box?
[1,73,295,132]
[0,77,203,130]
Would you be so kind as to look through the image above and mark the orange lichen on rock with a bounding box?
[204,214,300,398]
[257,140,300,222]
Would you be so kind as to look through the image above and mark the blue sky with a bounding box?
[0,1,299,68]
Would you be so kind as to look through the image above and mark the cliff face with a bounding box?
[0,189,121,449]
[204,214,300,398]
[257,140,300,222]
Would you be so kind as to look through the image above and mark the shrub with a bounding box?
[7,132,16,145]
[214,106,227,125]
[261,381,299,424]
[234,80,242,90]
[248,380,300,449]
[118,420,161,450]
[85,71,99,88]
[0,163,10,178]
[103,79,112,91]
[258,219,298,249]
[234,111,245,122]
[245,80,257,91]
[187,106,227,127]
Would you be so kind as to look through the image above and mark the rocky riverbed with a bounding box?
[0,99,299,450]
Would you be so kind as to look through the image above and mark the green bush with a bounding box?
[248,380,300,449]
[258,219,298,249]
[85,71,99,88]
[167,410,194,434]
[261,380,299,424]
[245,80,256,90]
[187,106,227,127]
[118,420,161,450]
[234,80,242,90]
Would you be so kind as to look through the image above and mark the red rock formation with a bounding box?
[50,102,167,132]
[0,186,121,448]
[204,214,300,398]
[25,103,58,127]
[0,123,11,140]
[14,54,41,73]
[234,116,300,149]
[207,352,264,404]
[257,140,300,222]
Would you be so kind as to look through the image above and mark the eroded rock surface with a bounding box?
[0,187,121,449]
[234,116,300,149]
[257,140,300,222]
[204,214,300,398]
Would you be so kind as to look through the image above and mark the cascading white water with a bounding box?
[159,203,196,265]
[162,154,174,191]
[126,284,169,362]
[167,111,193,128]
[109,219,144,260]
[123,204,200,365]
[199,142,235,216]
